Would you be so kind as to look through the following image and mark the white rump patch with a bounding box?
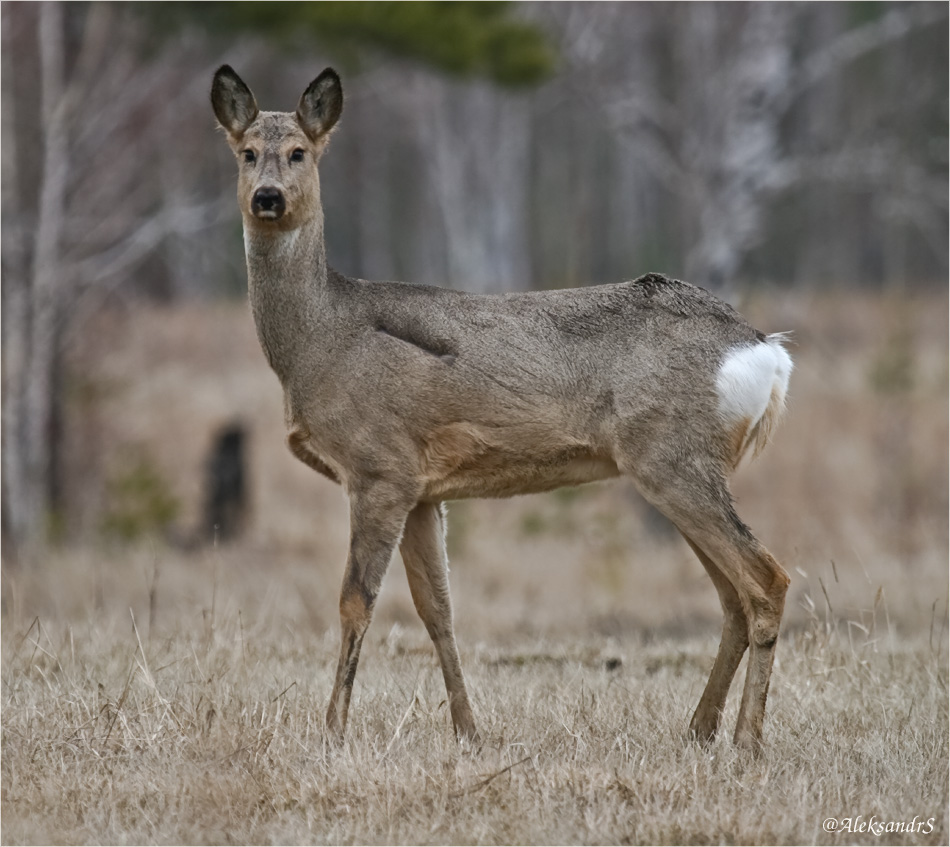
[716,336,793,428]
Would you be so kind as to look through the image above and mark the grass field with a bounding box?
[2,288,948,844]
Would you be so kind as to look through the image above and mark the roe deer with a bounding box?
[211,66,793,752]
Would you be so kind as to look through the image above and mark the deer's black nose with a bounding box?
[252,187,285,220]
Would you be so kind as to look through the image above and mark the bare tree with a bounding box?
[551,2,948,290]
[1,3,230,556]
[322,66,536,292]
[414,74,534,292]
[3,1,71,550]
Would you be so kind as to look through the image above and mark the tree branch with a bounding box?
[779,5,947,113]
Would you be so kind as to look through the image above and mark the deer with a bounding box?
[211,65,793,753]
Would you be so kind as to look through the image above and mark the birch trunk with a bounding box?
[12,1,69,553]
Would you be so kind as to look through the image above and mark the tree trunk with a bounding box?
[5,1,69,556]
[415,75,532,293]
[682,4,793,291]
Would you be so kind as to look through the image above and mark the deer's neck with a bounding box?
[243,215,331,386]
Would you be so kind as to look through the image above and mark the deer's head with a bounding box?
[211,66,342,232]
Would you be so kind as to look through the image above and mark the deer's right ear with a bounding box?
[296,68,343,142]
[211,65,259,138]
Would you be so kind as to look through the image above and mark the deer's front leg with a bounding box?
[326,482,414,743]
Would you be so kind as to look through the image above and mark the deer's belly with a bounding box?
[418,421,620,501]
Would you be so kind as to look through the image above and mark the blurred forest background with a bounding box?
[1,1,947,580]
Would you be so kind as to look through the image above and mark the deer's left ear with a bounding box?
[211,65,259,139]
[296,68,343,142]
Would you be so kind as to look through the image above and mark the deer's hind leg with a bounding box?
[326,482,415,743]
[679,534,749,743]
[400,502,478,743]
[629,459,789,752]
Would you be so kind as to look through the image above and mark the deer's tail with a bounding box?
[716,333,793,468]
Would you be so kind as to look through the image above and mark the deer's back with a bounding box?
[346,271,760,415]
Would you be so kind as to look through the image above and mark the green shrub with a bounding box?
[100,454,180,543]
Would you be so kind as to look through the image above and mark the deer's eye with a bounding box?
[290,148,305,163]
[243,149,256,164]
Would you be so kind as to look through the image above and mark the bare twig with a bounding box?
[818,576,834,627]
[270,681,297,704]
[449,755,533,798]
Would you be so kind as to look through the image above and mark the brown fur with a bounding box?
[288,426,340,483]
[420,422,490,478]
[749,385,786,459]
[211,66,793,753]
[727,418,752,470]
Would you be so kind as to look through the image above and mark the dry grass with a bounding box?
[1,600,947,845]
[2,287,948,844]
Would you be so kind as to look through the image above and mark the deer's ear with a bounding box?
[211,65,259,138]
[296,68,343,142]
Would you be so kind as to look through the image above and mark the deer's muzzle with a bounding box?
[252,186,286,220]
